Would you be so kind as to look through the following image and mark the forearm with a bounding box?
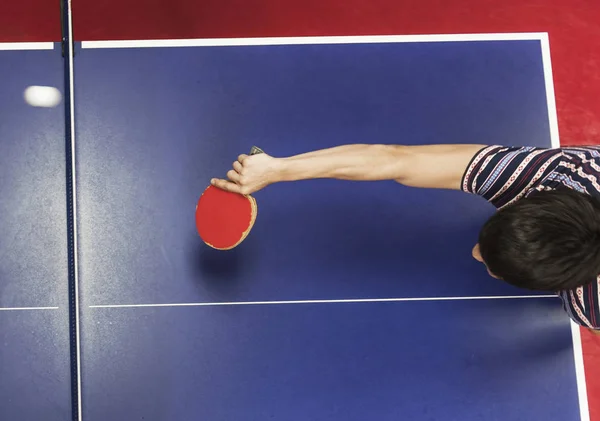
[275,144,407,182]
[213,142,484,194]
[271,143,485,190]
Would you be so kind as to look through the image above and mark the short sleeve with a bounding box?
[559,279,600,330]
[460,145,564,209]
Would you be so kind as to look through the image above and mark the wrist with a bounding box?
[269,157,290,183]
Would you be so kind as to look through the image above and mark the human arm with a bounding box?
[210,143,486,194]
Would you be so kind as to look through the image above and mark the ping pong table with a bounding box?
[0,26,591,421]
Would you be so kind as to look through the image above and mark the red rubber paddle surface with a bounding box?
[195,185,257,250]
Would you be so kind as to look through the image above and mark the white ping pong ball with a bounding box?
[23,85,62,108]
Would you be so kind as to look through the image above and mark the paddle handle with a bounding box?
[250,146,264,155]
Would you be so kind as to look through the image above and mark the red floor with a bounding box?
[2,0,599,419]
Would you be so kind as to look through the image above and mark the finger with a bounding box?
[237,154,248,163]
[226,169,241,183]
[210,178,242,193]
[233,161,243,173]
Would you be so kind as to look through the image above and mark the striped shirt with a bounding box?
[461,145,600,330]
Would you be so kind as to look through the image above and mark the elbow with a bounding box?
[380,145,410,182]
[370,144,409,181]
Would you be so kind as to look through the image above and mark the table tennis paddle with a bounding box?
[195,146,264,250]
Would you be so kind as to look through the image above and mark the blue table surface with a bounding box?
[0,45,71,421]
[1,38,579,421]
[73,40,552,306]
[81,299,576,421]
[72,39,578,421]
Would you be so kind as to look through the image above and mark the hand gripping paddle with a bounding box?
[195,146,264,250]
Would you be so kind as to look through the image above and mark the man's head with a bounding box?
[474,188,600,291]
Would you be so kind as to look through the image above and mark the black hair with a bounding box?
[478,188,600,291]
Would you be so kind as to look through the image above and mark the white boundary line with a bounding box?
[81,32,547,49]
[0,42,54,51]
[540,33,589,421]
[64,1,83,420]
[90,295,557,309]
[571,323,590,421]
[0,306,59,311]
[540,33,561,147]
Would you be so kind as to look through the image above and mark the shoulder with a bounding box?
[463,145,600,207]
[461,145,563,207]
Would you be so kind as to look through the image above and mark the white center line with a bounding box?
[0,306,59,311]
[90,294,557,309]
